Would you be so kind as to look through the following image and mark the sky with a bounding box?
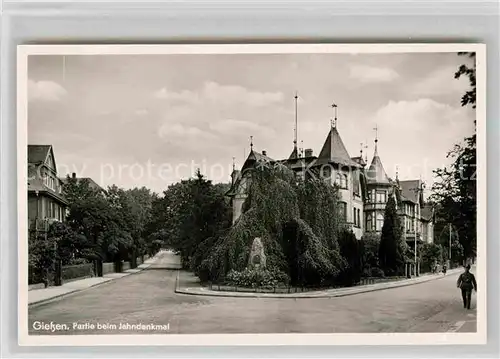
[27,51,476,195]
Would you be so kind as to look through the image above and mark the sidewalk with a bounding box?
[175,267,465,299]
[28,251,166,308]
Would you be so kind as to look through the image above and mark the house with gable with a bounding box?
[27,145,68,233]
[226,102,434,245]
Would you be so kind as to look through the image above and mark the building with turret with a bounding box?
[226,102,434,245]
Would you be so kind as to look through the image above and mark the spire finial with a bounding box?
[373,124,379,153]
[293,92,298,149]
[250,135,253,151]
[232,156,236,171]
[364,139,368,163]
[331,103,338,128]
[360,142,368,159]
[396,165,399,181]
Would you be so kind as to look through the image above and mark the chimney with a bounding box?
[262,150,267,156]
[304,148,313,157]
[72,172,76,179]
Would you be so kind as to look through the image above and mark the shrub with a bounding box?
[226,267,289,288]
[61,263,94,281]
[337,229,363,286]
[370,267,385,278]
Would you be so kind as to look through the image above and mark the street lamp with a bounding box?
[449,223,452,265]
[414,230,417,276]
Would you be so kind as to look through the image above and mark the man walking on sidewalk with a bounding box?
[457,264,477,309]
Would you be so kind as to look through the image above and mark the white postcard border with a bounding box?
[17,43,487,346]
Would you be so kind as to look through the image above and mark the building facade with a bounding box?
[28,145,69,233]
[226,122,434,245]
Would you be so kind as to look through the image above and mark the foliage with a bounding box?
[379,194,405,275]
[418,242,443,272]
[360,233,380,277]
[436,225,464,265]
[28,232,56,286]
[28,221,90,285]
[199,164,346,286]
[61,263,94,281]
[455,52,476,109]
[64,176,157,267]
[370,267,385,278]
[431,52,476,261]
[225,267,289,288]
[147,169,232,269]
[337,229,363,286]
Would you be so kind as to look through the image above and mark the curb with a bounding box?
[28,261,158,309]
[175,268,463,299]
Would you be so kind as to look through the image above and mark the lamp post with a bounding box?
[449,223,452,267]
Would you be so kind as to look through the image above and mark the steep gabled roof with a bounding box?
[399,180,423,204]
[28,145,51,164]
[316,127,359,167]
[351,156,366,167]
[288,147,299,160]
[60,176,104,192]
[366,153,391,185]
[241,149,275,171]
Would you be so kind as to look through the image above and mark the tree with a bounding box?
[360,233,380,276]
[145,169,232,269]
[431,52,476,261]
[199,164,346,286]
[436,225,463,266]
[378,194,405,275]
[337,229,363,286]
[418,242,443,273]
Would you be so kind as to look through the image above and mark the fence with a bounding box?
[207,275,409,294]
[61,263,94,282]
[30,254,152,288]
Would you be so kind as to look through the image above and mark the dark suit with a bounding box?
[457,271,477,309]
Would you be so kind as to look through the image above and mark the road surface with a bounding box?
[28,252,476,334]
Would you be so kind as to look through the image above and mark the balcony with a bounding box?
[29,218,62,233]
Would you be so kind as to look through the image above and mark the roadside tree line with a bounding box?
[29,177,161,286]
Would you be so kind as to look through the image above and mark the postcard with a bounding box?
[17,43,486,346]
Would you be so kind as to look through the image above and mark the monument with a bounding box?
[248,237,266,269]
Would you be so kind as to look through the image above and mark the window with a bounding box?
[353,208,357,226]
[366,214,373,231]
[322,166,332,179]
[376,191,387,203]
[335,172,341,185]
[340,174,348,189]
[338,202,347,221]
[376,213,384,231]
[357,209,361,228]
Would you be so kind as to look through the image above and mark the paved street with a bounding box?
[28,253,476,335]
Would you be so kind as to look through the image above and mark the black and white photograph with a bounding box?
[18,44,486,346]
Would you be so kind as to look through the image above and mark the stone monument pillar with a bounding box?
[248,237,266,269]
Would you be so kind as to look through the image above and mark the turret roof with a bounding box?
[316,127,359,167]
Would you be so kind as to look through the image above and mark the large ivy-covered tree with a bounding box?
[431,52,476,261]
[379,194,405,275]
[198,164,347,286]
